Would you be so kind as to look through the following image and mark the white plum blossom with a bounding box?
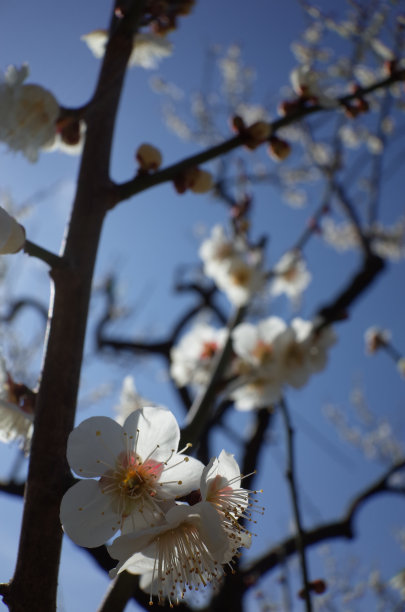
[60,407,204,547]
[228,317,336,409]
[201,450,255,554]
[199,224,241,276]
[390,569,405,599]
[113,376,157,425]
[229,317,287,409]
[278,318,336,389]
[81,30,173,69]
[270,250,311,302]
[199,225,266,306]
[108,501,230,606]
[170,323,228,387]
[0,357,33,451]
[0,65,60,161]
[290,64,338,108]
[364,326,391,354]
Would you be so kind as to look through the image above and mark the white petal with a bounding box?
[67,416,124,477]
[60,479,119,547]
[124,406,179,462]
[159,455,204,498]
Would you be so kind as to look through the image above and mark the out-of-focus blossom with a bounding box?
[229,317,287,409]
[290,65,338,108]
[81,30,173,69]
[390,569,405,599]
[270,250,311,302]
[228,317,336,410]
[170,323,228,387]
[60,407,204,547]
[114,376,157,425]
[0,357,34,451]
[278,318,336,389]
[0,207,25,254]
[199,225,266,306]
[364,326,391,354]
[0,65,60,162]
[397,358,405,378]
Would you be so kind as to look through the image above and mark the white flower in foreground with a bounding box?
[60,407,203,547]
[0,358,33,450]
[201,450,255,553]
[0,207,25,254]
[0,65,60,161]
[81,30,172,69]
[270,250,311,301]
[108,502,230,606]
[114,376,156,425]
[170,323,228,387]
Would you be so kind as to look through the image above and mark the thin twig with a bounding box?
[24,239,67,269]
[279,397,312,612]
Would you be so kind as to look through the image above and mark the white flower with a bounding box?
[0,357,33,450]
[199,225,266,306]
[278,319,336,388]
[0,206,25,254]
[114,376,157,425]
[199,225,241,276]
[290,65,338,108]
[170,323,228,387]
[201,450,254,553]
[108,502,230,606]
[81,30,172,69]
[60,407,204,547]
[0,65,59,162]
[214,256,266,306]
[270,251,311,301]
[364,326,391,354]
[229,317,287,409]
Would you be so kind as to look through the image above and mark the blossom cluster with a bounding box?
[170,316,336,410]
[60,405,256,606]
[199,225,311,306]
[199,225,266,306]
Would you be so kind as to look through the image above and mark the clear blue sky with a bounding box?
[0,1,404,611]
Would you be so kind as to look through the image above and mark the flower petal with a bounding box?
[124,406,180,462]
[159,455,204,498]
[60,479,119,547]
[67,416,124,477]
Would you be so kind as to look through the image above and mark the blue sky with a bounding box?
[0,1,404,611]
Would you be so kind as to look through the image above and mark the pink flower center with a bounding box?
[200,341,218,360]
[99,451,164,516]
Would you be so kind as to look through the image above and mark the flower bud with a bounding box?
[0,207,25,254]
[230,115,246,133]
[268,136,291,161]
[136,143,162,172]
[244,121,271,150]
[190,169,213,193]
